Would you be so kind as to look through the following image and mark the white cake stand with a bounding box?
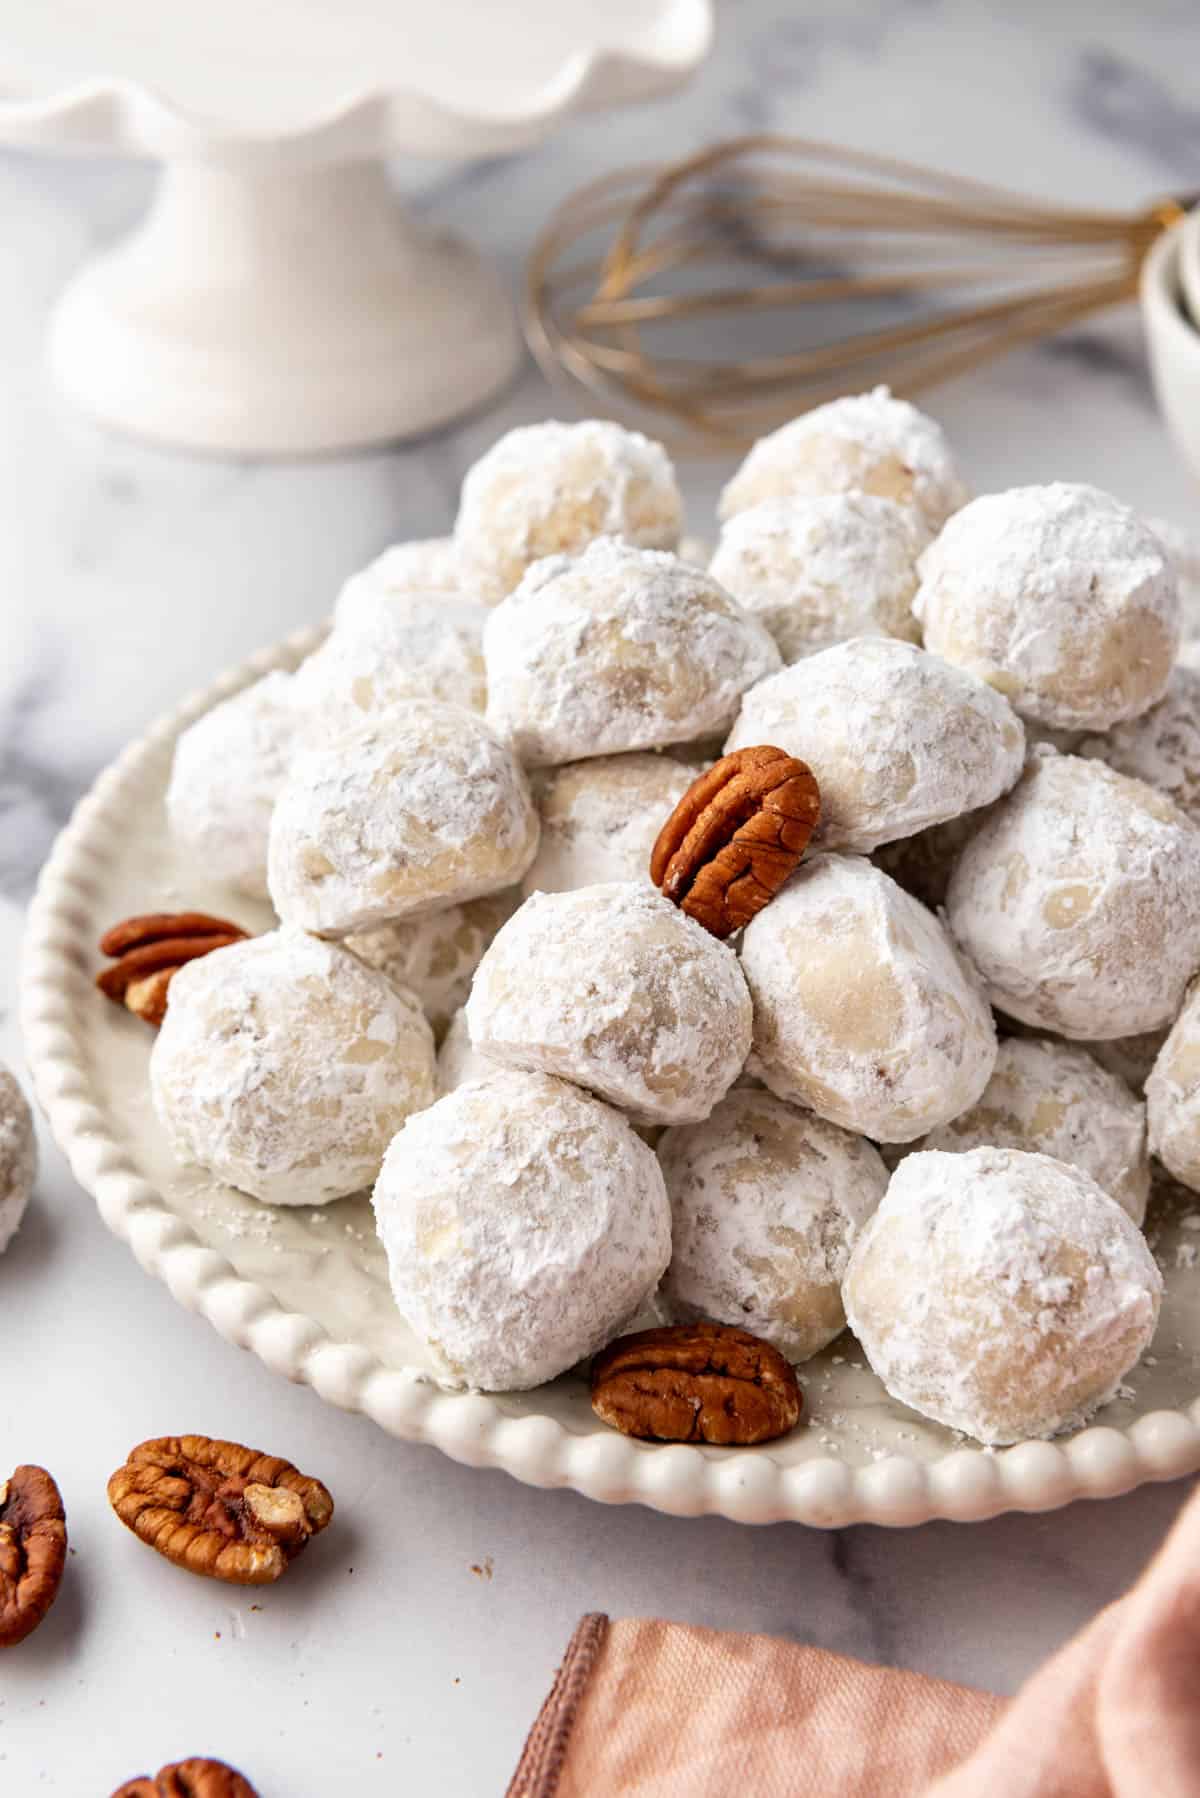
[0,0,711,453]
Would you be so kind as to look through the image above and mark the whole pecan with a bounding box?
[0,1465,68,1647]
[96,912,250,1025]
[107,1436,333,1585]
[591,1321,802,1445]
[650,745,820,939]
[111,1759,259,1798]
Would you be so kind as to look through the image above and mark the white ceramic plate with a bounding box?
[21,631,1200,1527]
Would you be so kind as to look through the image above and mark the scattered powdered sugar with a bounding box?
[372,1068,670,1390]
[150,929,435,1206]
[347,888,520,1042]
[466,881,752,1126]
[268,701,539,936]
[843,1146,1163,1444]
[484,537,780,766]
[522,753,696,897]
[166,670,299,901]
[718,386,967,538]
[739,852,997,1143]
[455,419,683,602]
[658,1089,887,1362]
[709,492,922,661]
[293,589,487,731]
[1077,665,1200,826]
[726,637,1025,853]
[333,538,460,627]
[915,483,1178,731]
[0,1066,36,1255]
[947,749,1200,1039]
[919,1036,1150,1224]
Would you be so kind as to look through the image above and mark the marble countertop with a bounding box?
[2,2,1200,1791]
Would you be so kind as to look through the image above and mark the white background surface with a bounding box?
[2,3,1200,1792]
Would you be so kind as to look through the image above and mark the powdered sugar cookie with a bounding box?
[0,1065,36,1254]
[347,888,519,1041]
[522,753,697,896]
[294,590,487,729]
[333,538,459,629]
[1077,666,1200,826]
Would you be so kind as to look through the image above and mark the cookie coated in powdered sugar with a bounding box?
[150,929,435,1207]
[333,538,460,628]
[485,538,780,767]
[435,1008,498,1096]
[946,750,1200,1040]
[372,1068,671,1391]
[466,881,752,1127]
[1077,665,1200,827]
[709,493,923,662]
[725,637,1025,854]
[455,419,683,603]
[658,1089,887,1364]
[843,1146,1163,1445]
[718,386,967,539]
[347,887,520,1042]
[293,589,487,730]
[522,753,697,897]
[915,483,1178,731]
[919,1036,1150,1225]
[166,670,299,901]
[1147,515,1200,641]
[0,1065,36,1255]
[1147,984,1200,1193]
[740,853,997,1143]
[268,701,539,937]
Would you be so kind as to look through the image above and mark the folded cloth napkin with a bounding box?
[508,1478,1200,1798]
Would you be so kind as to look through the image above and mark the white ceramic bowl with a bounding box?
[1141,219,1200,486]
[20,631,1200,1526]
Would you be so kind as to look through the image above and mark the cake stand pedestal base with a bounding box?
[47,158,523,455]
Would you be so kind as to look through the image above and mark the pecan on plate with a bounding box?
[649,745,820,939]
[591,1321,803,1446]
[111,1760,259,1798]
[107,1436,333,1586]
[96,912,250,1025]
[0,1464,68,1647]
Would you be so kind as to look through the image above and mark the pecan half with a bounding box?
[0,1465,68,1647]
[650,745,820,939]
[590,1321,803,1445]
[107,1436,333,1585]
[96,912,250,1025]
[111,1759,259,1798]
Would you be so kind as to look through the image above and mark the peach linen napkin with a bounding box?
[508,1479,1200,1798]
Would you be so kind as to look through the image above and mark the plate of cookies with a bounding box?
[22,394,1200,1526]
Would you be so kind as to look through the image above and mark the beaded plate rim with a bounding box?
[20,627,1200,1527]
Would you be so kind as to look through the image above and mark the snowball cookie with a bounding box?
[166,671,298,901]
[719,386,967,539]
[293,591,487,731]
[843,1147,1163,1444]
[150,929,435,1206]
[436,1008,497,1095]
[455,419,683,603]
[467,882,752,1126]
[659,1090,887,1362]
[1147,516,1200,641]
[0,1065,36,1254]
[1077,666,1200,827]
[920,1037,1150,1225]
[740,853,996,1142]
[709,493,922,662]
[914,484,1178,731]
[1146,984,1200,1192]
[725,637,1025,853]
[333,538,459,628]
[373,1068,671,1390]
[268,701,539,937]
[346,887,519,1041]
[946,750,1200,1040]
[522,753,697,897]
[485,538,780,766]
